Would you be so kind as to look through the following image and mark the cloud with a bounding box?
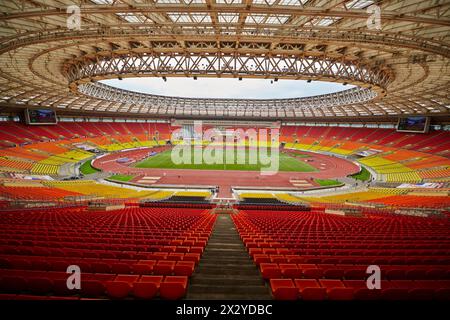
[102,77,353,99]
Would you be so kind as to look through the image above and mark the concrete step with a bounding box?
[185,213,271,300]
[196,263,257,270]
[201,253,250,258]
[188,284,270,295]
[186,293,272,300]
[190,276,265,286]
[194,268,261,276]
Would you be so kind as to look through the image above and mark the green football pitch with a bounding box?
[134,147,317,172]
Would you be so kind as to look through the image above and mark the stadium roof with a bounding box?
[0,0,449,120]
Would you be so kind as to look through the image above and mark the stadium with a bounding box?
[0,0,449,306]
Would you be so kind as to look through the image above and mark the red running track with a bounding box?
[93,148,360,198]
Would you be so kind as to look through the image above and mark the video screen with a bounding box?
[26,108,57,125]
[397,116,429,133]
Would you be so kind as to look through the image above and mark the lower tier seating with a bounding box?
[232,209,450,300]
[0,206,216,300]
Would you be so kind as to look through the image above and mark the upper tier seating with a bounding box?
[282,125,449,183]
[0,122,448,185]
[0,185,81,200]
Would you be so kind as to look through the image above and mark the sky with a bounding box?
[101,77,353,99]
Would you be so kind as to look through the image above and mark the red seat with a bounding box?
[80,280,105,297]
[114,275,139,284]
[28,277,53,295]
[133,276,163,299]
[406,269,426,280]
[167,253,185,261]
[0,258,11,268]
[174,261,195,276]
[435,288,450,300]
[344,269,366,280]
[154,261,175,275]
[324,269,344,279]
[302,268,323,279]
[105,281,131,299]
[381,288,409,300]
[91,262,111,274]
[53,279,77,296]
[76,261,92,273]
[327,287,354,300]
[116,252,133,260]
[353,288,381,300]
[133,264,153,275]
[385,269,406,280]
[425,269,446,279]
[111,263,132,274]
[294,279,326,301]
[189,247,203,254]
[0,276,28,293]
[10,259,32,270]
[319,279,345,291]
[253,254,270,265]
[279,264,302,279]
[260,263,281,280]
[270,279,298,300]
[270,255,287,263]
[175,246,189,253]
[159,276,188,300]
[183,253,200,264]
[30,260,50,271]
[286,255,304,264]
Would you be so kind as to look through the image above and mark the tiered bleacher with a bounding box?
[0,121,171,176]
[282,125,450,183]
[0,122,449,184]
[233,209,450,300]
[0,206,215,300]
[276,188,450,210]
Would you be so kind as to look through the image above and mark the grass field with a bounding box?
[80,160,100,175]
[134,147,317,172]
[108,174,134,182]
[315,178,342,187]
[350,167,371,181]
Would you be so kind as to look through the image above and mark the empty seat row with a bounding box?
[232,210,450,301]
[270,278,450,300]
[259,262,450,280]
[251,252,450,266]
[0,207,215,299]
[0,257,196,276]
[0,269,188,300]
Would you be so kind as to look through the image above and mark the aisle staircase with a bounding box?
[186,214,271,300]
